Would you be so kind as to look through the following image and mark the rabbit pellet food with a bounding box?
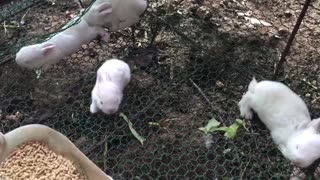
[0,141,86,180]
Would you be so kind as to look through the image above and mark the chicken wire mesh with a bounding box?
[0,0,320,179]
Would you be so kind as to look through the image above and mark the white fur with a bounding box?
[238,77,320,168]
[15,4,112,71]
[90,59,131,115]
[0,132,5,156]
[82,0,147,31]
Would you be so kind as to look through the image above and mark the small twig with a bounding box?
[3,21,7,35]
[0,55,14,66]
[301,78,318,90]
[3,24,20,28]
[267,156,271,163]
[20,8,30,25]
[189,78,216,112]
[240,159,251,180]
[272,0,312,80]
[170,57,174,79]
[77,0,84,9]
[131,25,136,46]
[103,139,108,172]
[149,21,161,46]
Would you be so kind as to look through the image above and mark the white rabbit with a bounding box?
[15,3,112,71]
[90,59,131,115]
[82,0,147,31]
[238,77,320,168]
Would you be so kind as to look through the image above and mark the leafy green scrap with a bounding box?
[199,118,247,140]
[199,118,223,134]
[119,113,146,145]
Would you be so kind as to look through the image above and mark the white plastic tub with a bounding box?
[0,124,113,180]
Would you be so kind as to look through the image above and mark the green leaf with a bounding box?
[198,118,221,134]
[199,118,247,140]
[224,119,247,139]
[119,113,146,145]
[224,123,241,139]
[235,119,244,125]
[211,127,228,132]
[236,119,249,132]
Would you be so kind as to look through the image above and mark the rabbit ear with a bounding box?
[97,2,112,14]
[308,118,320,132]
[41,42,55,56]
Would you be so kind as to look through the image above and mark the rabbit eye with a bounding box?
[100,101,103,105]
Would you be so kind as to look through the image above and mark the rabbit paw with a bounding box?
[239,101,253,119]
[238,94,253,120]
[242,111,253,120]
[90,103,99,114]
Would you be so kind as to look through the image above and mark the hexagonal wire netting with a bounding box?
[0,0,320,179]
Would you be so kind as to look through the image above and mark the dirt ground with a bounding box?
[0,0,320,179]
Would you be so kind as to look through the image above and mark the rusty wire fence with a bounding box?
[0,0,320,179]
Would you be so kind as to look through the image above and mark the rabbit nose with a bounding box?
[108,108,117,114]
[111,109,118,114]
[291,160,303,167]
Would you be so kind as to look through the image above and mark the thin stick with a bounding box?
[189,78,217,112]
[20,8,30,25]
[0,55,14,66]
[3,24,20,28]
[131,26,136,46]
[170,57,174,79]
[103,140,108,171]
[3,21,7,36]
[240,160,251,180]
[149,22,161,46]
[301,78,318,90]
[272,0,312,80]
[77,0,84,9]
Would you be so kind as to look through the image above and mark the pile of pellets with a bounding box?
[0,141,86,180]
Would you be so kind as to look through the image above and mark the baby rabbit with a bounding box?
[90,59,131,115]
[83,0,147,31]
[238,77,320,168]
[15,3,112,71]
